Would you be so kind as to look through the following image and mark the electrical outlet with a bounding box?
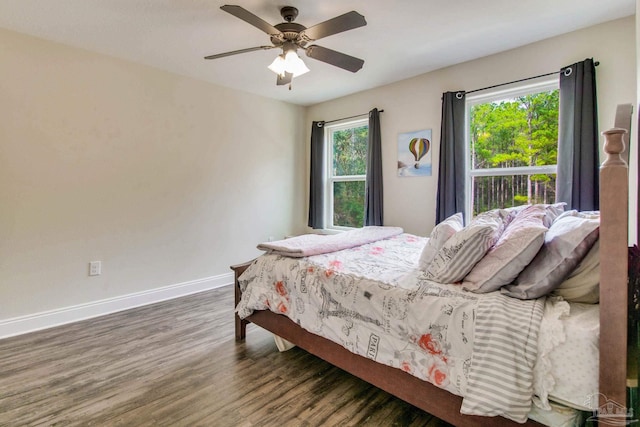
[89,261,102,276]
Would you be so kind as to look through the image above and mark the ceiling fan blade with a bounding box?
[204,45,275,60]
[277,72,293,86]
[305,45,364,73]
[300,11,366,42]
[220,5,282,36]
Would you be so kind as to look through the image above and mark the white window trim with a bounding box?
[470,165,557,177]
[464,78,559,219]
[324,118,368,231]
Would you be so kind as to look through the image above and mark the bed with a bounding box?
[231,124,631,427]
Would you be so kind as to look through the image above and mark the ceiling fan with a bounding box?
[204,5,367,87]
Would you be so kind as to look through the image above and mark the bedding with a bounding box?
[463,204,548,293]
[256,226,403,257]
[418,212,464,269]
[506,202,567,228]
[533,297,599,411]
[553,239,600,303]
[527,402,585,427]
[233,119,633,427]
[424,209,510,283]
[237,233,548,422]
[503,211,600,299]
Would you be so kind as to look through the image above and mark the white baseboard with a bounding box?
[0,273,234,340]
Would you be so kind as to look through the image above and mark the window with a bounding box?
[466,80,559,217]
[324,119,368,229]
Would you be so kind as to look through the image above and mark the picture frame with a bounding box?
[397,129,432,177]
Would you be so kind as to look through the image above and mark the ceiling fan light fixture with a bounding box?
[283,49,309,77]
[268,54,286,76]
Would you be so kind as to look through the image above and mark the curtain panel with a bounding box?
[308,121,325,229]
[557,58,599,211]
[436,91,467,224]
[364,108,383,226]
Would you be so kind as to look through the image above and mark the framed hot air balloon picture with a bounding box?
[397,129,432,177]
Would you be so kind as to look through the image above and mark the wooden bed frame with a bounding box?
[231,127,631,427]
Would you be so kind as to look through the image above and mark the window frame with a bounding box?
[323,118,369,231]
[464,78,559,219]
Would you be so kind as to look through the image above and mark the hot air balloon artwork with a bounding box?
[397,129,432,177]
[409,138,430,168]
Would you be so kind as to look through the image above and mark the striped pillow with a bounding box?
[424,209,508,283]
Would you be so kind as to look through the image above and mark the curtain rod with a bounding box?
[461,61,600,97]
[319,109,384,126]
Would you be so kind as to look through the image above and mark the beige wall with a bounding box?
[306,17,637,237]
[0,29,306,320]
[1,16,636,329]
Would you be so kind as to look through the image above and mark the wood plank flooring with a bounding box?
[0,285,452,426]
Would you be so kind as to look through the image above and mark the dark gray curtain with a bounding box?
[308,121,325,229]
[557,58,599,211]
[364,108,383,226]
[436,91,466,224]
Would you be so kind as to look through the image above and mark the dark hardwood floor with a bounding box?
[0,285,452,426]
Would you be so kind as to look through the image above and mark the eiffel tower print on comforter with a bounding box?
[236,233,544,423]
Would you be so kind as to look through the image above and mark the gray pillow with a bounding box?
[424,209,508,283]
[552,239,600,303]
[505,202,566,227]
[501,211,599,299]
[543,202,567,227]
[418,213,464,270]
[463,205,547,293]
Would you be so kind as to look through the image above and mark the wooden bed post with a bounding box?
[599,128,629,409]
[230,261,253,341]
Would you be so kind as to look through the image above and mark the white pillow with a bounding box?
[424,209,507,283]
[502,211,599,300]
[463,205,547,293]
[418,213,464,270]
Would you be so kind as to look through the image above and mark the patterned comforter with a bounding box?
[236,233,544,422]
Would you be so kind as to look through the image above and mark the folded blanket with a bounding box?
[257,226,404,257]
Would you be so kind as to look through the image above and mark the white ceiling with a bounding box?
[0,0,635,106]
